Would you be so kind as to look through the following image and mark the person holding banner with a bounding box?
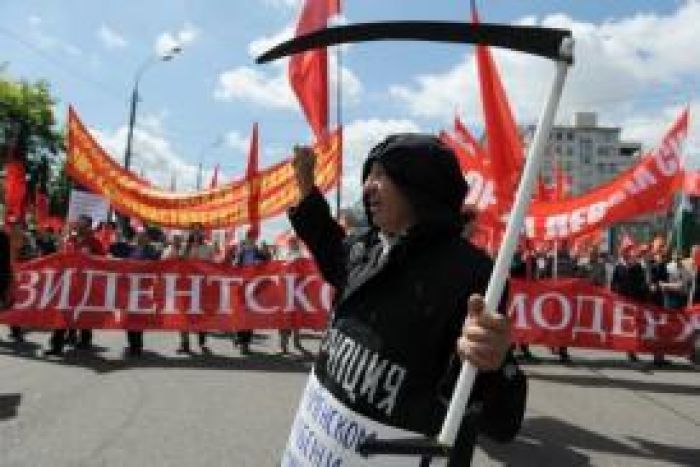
[611,243,648,363]
[282,135,525,465]
[45,215,105,356]
[177,224,213,354]
[0,229,13,312]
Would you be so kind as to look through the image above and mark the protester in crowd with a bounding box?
[120,229,160,356]
[223,240,239,264]
[1,228,14,327]
[177,224,211,354]
[661,250,690,309]
[646,247,669,306]
[578,246,608,286]
[284,135,524,463]
[6,220,35,342]
[35,226,58,256]
[549,243,575,363]
[45,215,105,356]
[611,242,648,363]
[690,245,700,305]
[534,248,552,280]
[641,245,672,366]
[233,229,268,355]
[510,244,536,360]
[278,236,308,355]
[108,227,134,259]
[161,233,184,260]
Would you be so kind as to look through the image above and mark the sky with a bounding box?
[1,0,699,238]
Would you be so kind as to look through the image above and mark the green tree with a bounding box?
[1,75,67,216]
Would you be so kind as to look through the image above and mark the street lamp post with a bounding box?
[123,45,182,171]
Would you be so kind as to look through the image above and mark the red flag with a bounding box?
[3,132,27,224]
[289,0,339,140]
[554,163,572,201]
[246,123,261,240]
[535,175,555,202]
[472,2,524,214]
[683,170,700,196]
[209,164,220,189]
[454,115,486,159]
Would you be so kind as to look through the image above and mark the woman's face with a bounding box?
[362,162,415,235]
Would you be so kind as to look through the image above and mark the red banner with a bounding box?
[442,109,690,242]
[510,279,700,356]
[2,255,698,356]
[1,254,330,331]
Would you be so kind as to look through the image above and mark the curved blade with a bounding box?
[257,21,573,64]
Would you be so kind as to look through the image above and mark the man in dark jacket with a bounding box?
[611,244,648,363]
[0,230,12,310]
[281,134,525,466]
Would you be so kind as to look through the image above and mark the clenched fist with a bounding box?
[292,145,316,199]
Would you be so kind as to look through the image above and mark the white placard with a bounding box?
[281,371,446,467]
[67,189,109,225]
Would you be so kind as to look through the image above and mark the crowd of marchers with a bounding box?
[1,209,698,367]
[0,215,310,357]
[504,231,698,367]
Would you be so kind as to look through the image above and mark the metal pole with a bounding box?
[124,85,138,170]
[334,11,343,220]
[438,37,573,448]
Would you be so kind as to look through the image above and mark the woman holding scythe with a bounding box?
[281,135,526,466]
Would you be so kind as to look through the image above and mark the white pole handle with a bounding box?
[438,37,574,446]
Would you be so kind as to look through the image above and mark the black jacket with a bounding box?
[290,189,526,445]
[611,261,648,301]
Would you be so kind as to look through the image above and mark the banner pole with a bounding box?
[438,37,573,448]
[334,5,343,221]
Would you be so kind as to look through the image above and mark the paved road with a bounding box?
[1,330,698,466]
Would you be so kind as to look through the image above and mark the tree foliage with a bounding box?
[1,75,69,216]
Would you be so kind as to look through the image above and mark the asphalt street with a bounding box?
[0,330,698,466]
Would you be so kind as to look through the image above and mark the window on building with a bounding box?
[597,146,610,157]
[567,131,574,141]
[580,138,593,164]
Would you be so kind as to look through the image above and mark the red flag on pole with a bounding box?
[246,123,261,240]
[454,115,486,159]
[288,0,339,140]
[535,175,554,202]
[683,170,700,196]
[471,1,524,214]
[553,162,572,201]
[3,131,27,224]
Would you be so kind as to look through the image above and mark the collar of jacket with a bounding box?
[336,219,463,308]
